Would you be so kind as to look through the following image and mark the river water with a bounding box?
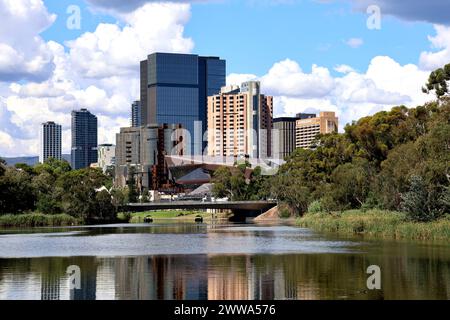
[0,221,448,300]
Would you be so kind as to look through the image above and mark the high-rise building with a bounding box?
[140,53,226,155]
[131,101,142,127]
[296,111,338,149]
[97,144,116,173]
[273,117,298,160]
[71,109,98,170]
[115,124,183,190]
[207,81,273,158]
[39,121,62,163]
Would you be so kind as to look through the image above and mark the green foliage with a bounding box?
[278,205,292,218]
[212,165,270,201]
[0,158,118,224]
[140,188,150,203]
[423,63,450,98]
[401,175,442,222]
[0,158,6,176]
[298,209,450,240]
[111,188,128,208]
[0,213,78,227]
[308,200,323,214]
[127,166,139,203]
[0,168,36,214]
[267,78,450,217]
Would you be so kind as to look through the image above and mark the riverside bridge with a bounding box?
[122,201,278,221]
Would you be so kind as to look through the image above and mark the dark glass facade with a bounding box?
[131,101,141,127]
[71,109,98,170]
[140,53,226,155]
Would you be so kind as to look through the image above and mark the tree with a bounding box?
[0,158,6,176]
[401,175,438,222]
[111,188,128,209]
[127,166,139,203]
[57,168,109,220]
[423,63,450,98]
[0,168,36,214]
[330,160,373,209]
[212,166,244,201]
[32,171,61,214]
[15,163,35,176]
[35,158,71,177]
[94,190,116,221]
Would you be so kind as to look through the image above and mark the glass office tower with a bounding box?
[131,101,141,127]
[140,53,226,155]
[71,109,98,170]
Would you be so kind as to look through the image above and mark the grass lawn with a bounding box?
[118,210,229,223]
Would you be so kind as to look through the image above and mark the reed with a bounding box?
[297,210,450,240]
[0,213,79,227]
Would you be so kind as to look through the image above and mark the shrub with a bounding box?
[308,200,323,214]
[401,175,442,222]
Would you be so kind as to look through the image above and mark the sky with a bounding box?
[1,0,450,157]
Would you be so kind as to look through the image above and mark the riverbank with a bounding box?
[119,211,231,223]
[0,213,79,227]
[297,210,450,240]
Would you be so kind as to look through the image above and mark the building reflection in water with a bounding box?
[27,255,312,300]
[114,256,208,300]
[2,248,447,300]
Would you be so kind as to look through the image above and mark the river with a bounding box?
[0,221,448,300]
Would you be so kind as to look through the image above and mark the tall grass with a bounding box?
[0,213,79,227]
[297,209,450,240]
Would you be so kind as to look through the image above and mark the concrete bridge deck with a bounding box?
[123,201,278,220]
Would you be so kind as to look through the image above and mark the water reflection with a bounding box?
[0,224,449,300]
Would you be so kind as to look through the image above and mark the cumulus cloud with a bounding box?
[231,55,430,131]
[260,59,335,98]
[226,73,258,86]
[419,25,450,71]
[334,64,356,74]
[0,2,194,157]
[67,3,194,79]
[0,0,56,82]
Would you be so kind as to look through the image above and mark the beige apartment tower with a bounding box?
[207,81,273,158]
[296,112,338,149]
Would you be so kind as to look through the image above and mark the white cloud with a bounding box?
[261,59,335,98]
[419,25,450,71]
[0,2,195,157]
[345,38,363,49]
[0,0,56,82]
[67,3,194,79]
[334,64,356,74]
[226,73,258,86]
[230,55,431,132]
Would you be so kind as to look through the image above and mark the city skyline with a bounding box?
[1,0,449,157]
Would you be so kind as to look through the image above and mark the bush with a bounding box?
[401,175,443,222]
[277,203,293,218]
[0,213,79,227]
[307,200,323,214]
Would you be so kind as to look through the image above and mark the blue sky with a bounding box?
[40,0,435,76]
[1,0,449,156]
